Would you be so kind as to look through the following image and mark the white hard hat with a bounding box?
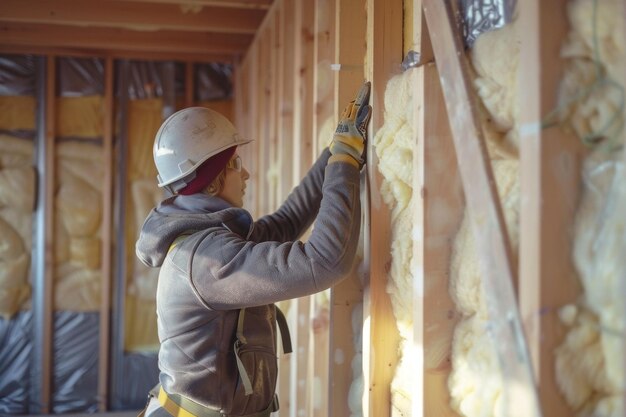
[153,107,252,193]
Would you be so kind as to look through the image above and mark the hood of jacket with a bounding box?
[135,193,254,268]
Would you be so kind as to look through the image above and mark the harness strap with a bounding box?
[275,307,292,354]
[156,385,278,417]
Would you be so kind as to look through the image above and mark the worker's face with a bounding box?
[217,153,249,208]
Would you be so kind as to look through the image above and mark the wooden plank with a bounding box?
[275,1,296,410]
[0,22,252,56]
[289,2,316,414]
[185,62,194,108]
[247,45,260,218]
[97,56,114,412]
[0,0,265,34]
[329,1,367,416]
[277,0,295,205]
[518,1,585,415]
[422,1,540,416]
[309,0,335,415]
[0,44,233,65]
[414,63,462,417]
[114,0,273,9]
[268,12,280,210]
[363,1,402,417]
[256,24,271,216]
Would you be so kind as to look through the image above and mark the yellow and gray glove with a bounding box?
[329,81,372,168]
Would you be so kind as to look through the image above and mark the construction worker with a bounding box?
[136,81,371,417]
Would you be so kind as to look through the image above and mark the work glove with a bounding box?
[330,81,372,168]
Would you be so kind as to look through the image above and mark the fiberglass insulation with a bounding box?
[553,0,625,415]
[0,134,35,319]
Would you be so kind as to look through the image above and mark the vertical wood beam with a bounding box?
[273,1,297,412]
[363,0,402,416]
[248,45,260,218]
[309,0,335,415]
[518,1,584,415]
[185,61,194,108]
[422,1,540,416]
[329,0,366,416]
[277,0,295,204]
[413,63,463,417]
[268,11,280,210]
[98,55,114,412]
[289,2,316,415]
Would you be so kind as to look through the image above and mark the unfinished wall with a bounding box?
[237,0,626,416]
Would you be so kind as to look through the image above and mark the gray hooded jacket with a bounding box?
[135,149,361,415]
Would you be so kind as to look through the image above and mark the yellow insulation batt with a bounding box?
[56,96,104,138]
[0,96,36,131]
[124,98,164,352]
[447,19,521,417]
[372,67,419,416]
[0,134,35,319]
[554,1,625,415]
[54,140,104,311]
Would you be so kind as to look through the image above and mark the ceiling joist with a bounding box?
[0,0,265,34]
[0,22,251,56]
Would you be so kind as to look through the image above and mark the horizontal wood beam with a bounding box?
[0,45,234,65]
[112,0,273,9]
[0,0,265,34]
[0,22,250,57]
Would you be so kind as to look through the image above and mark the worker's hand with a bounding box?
[330,81,372,168]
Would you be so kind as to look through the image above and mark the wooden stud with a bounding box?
[97,56,114,412]
[328,1,367,416]
[413,63,463,417]
[276,0,296,206]
[518,1,585,415]
[268,11,280,211]
[247,45,260,218]
[422,1,540,416]
[185,62,194,108]
[309,0,335,415]
[363,1,402,417]
[275,1,296,410]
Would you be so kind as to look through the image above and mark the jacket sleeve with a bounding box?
[184,159,361,310]
[249,148,331,243]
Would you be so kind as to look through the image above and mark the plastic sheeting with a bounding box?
[123,61,232,101]
[0,55,37,96]
[459,0,517,47]
[196,63,233,101]
[57,58,104,97]
[0,312,31,415]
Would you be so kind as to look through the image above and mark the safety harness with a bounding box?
[139,234,293,417]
